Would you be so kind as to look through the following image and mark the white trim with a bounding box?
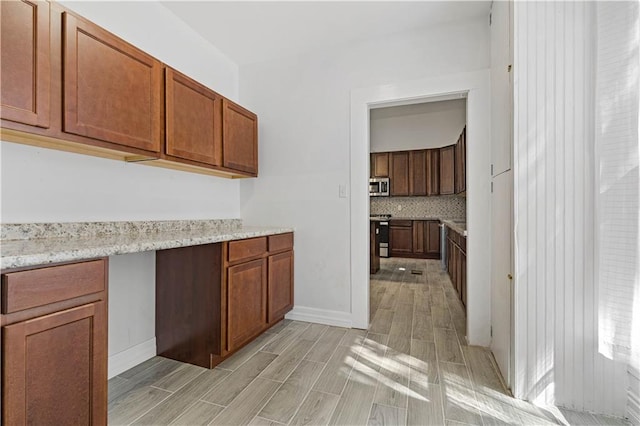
[285,306,352,328]
[108,338,157,379]
[628,366,640,425]
[349,70,493,344]
[627,390,640,425]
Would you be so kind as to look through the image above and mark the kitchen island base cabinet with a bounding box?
[1,258,108,426]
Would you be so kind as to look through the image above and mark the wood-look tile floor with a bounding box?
[108,258,630,426]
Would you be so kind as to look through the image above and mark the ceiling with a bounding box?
[160,1,491,65]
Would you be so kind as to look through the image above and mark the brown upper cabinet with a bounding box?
[370,152,390,178]
[371,142,464,197]
[439,145,455,195]
[62,12,163,153]
[455,127,467,194]
[165,68,222,166]
[0,1,51,128]
[390,151,410,196]
[427,149,440,195]
[0,2,259,179]
[409,150,428,196]
[222,99,258,176]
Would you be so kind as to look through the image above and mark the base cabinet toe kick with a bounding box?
[1,232,294,424]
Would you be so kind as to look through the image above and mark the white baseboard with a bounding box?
[628,366,640,425]
[108,338,156,379]
[285,306,353,328]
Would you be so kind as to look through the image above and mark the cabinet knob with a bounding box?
[507,274,513,280]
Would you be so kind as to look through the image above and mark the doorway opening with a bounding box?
[368,99,468,332]
[349,70,493,351]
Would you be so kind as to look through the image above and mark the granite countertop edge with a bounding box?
[0,226,294,270]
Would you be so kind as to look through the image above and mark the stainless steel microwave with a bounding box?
[369,178,390,196]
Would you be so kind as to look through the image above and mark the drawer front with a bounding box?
[268,233,293,253]
[390,220,412,227]
[2,260,106,314]
[228,237,267,264]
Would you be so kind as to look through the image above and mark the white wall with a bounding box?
[0,1,241,376]
[513,1,627,416]
[239,19,489,326]
[370,99,466,152]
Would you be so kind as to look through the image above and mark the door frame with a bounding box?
[349,70,494,348]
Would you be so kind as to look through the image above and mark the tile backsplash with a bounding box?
[371,196,466,219]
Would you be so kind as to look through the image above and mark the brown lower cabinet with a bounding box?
[1,258,108,425]
[156,233,294,368]
[446,227,467,310]
[226,258,268,352]
[390,220,441,259]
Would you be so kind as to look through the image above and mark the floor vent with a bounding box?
[411,270,424,275]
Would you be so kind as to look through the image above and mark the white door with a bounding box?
[491,169,513,388]
[490,0,513,177]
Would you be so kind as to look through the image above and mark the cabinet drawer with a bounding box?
[228,237,267,264]
[268,233,293,253]
[390,220,412,227]
[2,260,106,314]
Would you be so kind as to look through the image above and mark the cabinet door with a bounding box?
[409,151,428,196]
[2,302,107,425]
[390,225,413,256]
[427,149,440,195]
[370,153,389,178]
[439,145,455,195]
[460,128,467,192]
[166,68,222,166]
[412,221,425,254]
[455,130,466,194]
[447,238,454,278]
[1,0,50,127]
[425,221,441,255]
[63,12,162,152]
[491,0,513,176]
[390,151,409,196]
[226,259,267,352]
[222,99,258,175]
[456,247,463,296]
[268,251,294,323]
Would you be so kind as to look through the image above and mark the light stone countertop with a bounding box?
[1,220,293,269]
[441,219,467,237]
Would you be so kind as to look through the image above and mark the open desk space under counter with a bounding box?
[0,219,294,425]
